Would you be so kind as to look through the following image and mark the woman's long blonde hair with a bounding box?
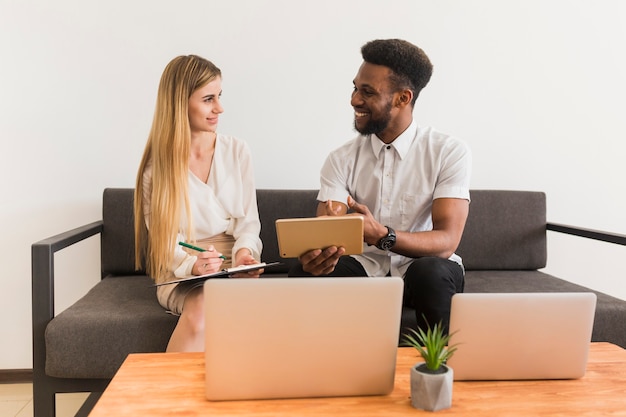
[134,55,221,281]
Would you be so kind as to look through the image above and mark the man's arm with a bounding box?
[301,196,468,274]
[349,197,469,259]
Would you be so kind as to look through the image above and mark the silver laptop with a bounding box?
[203,277,404,401]
[447,292,597,381]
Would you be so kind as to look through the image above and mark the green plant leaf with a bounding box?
[401,317,460,372]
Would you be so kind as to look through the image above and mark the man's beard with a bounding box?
[354,100,393,136]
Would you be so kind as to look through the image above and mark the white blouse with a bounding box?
[143,134,262,279]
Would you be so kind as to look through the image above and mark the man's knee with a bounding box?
[407,256,445,275]
[404,257,464,293]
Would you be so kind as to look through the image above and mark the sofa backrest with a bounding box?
[256,189,319,273]
[457,190,547,270]
[102,188,138,276]
[100,188,547,277]
[100,188,320,277]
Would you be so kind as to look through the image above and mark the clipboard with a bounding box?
[155,262,282,286]
[275,215,364,258]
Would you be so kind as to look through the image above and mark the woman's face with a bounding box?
[188,76,223,134]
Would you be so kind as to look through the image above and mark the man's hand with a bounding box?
[317,200,348,216]
[347,196,387,246]
[299,246,346,276]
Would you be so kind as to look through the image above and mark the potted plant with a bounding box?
[402,320,458,412]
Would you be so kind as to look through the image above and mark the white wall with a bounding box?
[1,0,625,370]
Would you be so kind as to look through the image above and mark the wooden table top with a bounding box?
[89,343,626,416]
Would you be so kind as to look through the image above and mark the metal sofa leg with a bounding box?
[74,392,104,417]
[33,378,56,417]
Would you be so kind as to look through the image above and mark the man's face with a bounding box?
[351,62,396,136]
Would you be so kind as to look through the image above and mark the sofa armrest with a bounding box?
[31,220,103,383]
[547,222,626,246]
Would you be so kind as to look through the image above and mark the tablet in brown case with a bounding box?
[275,215,364,258]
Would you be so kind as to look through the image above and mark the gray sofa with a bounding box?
[32,188,626,417]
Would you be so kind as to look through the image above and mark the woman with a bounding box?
[134,55,263,352]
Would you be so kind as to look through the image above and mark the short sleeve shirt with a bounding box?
[317,120,472,277]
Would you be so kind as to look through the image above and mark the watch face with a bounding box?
[380,238,395,250]
[377,226,396,250]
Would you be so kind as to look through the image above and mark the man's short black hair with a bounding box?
[361,39,433,105]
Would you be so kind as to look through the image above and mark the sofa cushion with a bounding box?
[45,276,178,378]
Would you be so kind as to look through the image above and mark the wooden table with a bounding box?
[89,343,626,416]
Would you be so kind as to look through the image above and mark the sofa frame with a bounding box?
[32,188,626,417]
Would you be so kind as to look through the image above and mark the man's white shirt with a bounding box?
[318,120,472,277]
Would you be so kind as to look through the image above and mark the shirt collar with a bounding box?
[369,119,418,160]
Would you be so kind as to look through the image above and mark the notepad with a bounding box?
[154,262,282,286]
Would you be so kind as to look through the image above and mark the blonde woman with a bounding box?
[134,55,263,352]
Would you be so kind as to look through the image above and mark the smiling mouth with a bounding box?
[354,111,368,118]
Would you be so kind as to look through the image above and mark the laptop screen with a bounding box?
[203,277,404,400]
[447,292,596,380]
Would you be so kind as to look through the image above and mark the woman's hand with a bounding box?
[192,245,224,275]
[231,249,263,278]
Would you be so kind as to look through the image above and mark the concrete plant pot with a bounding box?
[410,363,453,411]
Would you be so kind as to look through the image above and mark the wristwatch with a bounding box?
[376,226,396,251]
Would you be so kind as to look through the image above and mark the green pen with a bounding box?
[178,241,227,260]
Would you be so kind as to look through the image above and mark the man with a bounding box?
[290,39,472,333]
